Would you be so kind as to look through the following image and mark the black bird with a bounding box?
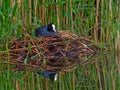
[36,70,58,81]
[36,23,57,37]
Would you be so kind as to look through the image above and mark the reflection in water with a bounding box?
[0,35,119,89]
[116,32,120,74]
[36,70,58,81]
[0,51,119,89]
[116,52,120,74]
[0,35,96,81]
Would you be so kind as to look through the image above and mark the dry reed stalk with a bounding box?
[109,0,112,17]
[47,2,52,23]
[94,0,100,42]
[29,0,32,25]
[14,79,20,90]
[66,1,68,28]
[22,1,25,25]
[37,2,42,21]
[78,5,83,35]
[45,80,49,90]
[42,0,46,24]
[10,0,14,6]
[70,0,73,30]
[56,2,60,29]
[116,31,120,52]
[72,73,76,90]
[116,48,120,74]
[32,73,35,90]
[95,58,102,90]
[17,0,21,7]
[34,0,37,24]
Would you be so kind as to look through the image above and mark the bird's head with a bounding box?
[47,23,56,32]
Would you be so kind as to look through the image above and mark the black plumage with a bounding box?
[36,23,57,37]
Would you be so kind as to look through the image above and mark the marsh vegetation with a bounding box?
[0,0,120,90]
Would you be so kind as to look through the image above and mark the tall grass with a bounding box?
[0,0,120,90]
[0,0,119,42]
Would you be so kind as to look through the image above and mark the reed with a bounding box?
[0,0,120,90]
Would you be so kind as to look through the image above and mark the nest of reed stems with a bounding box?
[7,31,97,72]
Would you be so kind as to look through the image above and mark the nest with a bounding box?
[8,31,96,72]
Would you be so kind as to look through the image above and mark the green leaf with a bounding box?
[0,10,4,16]
[24,43,31,65]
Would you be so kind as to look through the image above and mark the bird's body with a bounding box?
[36,23,57,37]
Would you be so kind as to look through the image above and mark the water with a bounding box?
[0,51,119,90]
